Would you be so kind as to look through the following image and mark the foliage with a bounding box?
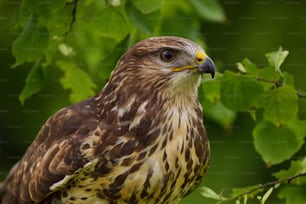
[200,49,306,203]
[9,0,306,203]
[13,0,225,104]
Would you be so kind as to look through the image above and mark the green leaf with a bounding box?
[287,119,306,142]
[46,5,74,36]
[274,158,306,184]
[12,18,49,67]
[278,184,306,204]
[202,99,236,127]
[253,121,304,165]
[261,187,273,204]
[220,71,264,111]
[56,60,97,103]
[19,60,45,105]
[236,62,246,73]
[265,47,289,73]
[257,66,275,80]
[201,76,221,102]
[263,85,298,125]
[132,0,163,14]
[201,186,224,201]
[237,58,258,74]
[90,7,129,42]
[21,0,66,17]
[126,1,160,35]
[99,36,129,81]
[58,43,75,57]
[283,71,295,86]
[158,0,200,40]
[257,66,275,78]
[189,0,226,22]
[200,77,236,126]
[108,0,125,7]
[257,66,277,91]
[231,184,263,198]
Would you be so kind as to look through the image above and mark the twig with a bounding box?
[233,172,306,200]
[65,0,78,36]
[255,77,281,87]
[297,92,306,99]
[256,77,306,99]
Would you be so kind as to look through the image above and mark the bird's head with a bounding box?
[105,36,215,98]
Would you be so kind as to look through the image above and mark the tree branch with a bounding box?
[233,172,306,200]
[297,92,306,99]
[255,77,281,87]
[65,0,78,36]
[256,77,306,99]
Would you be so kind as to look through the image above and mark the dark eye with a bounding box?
[160,49,175,62]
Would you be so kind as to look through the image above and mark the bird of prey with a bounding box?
[0,36,215,204]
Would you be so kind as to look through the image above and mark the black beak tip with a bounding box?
[198,57,215,78]
[210,67,215,78]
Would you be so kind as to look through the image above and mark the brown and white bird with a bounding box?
[0,36,215,204]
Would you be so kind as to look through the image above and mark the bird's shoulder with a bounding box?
[3,97,115,203]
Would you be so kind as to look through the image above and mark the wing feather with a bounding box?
[0,98,101,203]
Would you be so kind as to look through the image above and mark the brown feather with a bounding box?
[0,36,213,204]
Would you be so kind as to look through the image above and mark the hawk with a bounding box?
[0,36,215,204]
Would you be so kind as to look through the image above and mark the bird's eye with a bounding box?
[160,50,175,62]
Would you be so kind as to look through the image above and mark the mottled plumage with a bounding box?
[0,36,215,204]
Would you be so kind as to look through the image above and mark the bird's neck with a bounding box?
[95,78,202,137]
[95,76,202,129]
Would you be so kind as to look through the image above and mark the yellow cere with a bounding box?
[195,51,207,64]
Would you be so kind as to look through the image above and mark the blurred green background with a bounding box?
[0,1,306,203]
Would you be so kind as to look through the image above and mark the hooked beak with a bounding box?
[197,56,215,78]
[170,51,215,78]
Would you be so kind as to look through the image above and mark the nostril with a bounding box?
[196,57,203,63]
[196,51,207,64]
